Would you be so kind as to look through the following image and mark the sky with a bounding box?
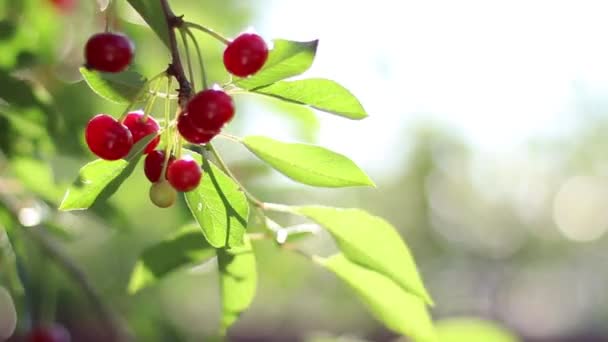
[253,0,608,172]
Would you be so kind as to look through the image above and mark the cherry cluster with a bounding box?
[82,30,269,208]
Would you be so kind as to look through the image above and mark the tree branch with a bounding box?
[159,0,192,106]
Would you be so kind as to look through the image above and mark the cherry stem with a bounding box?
[160,77,174,180]
[178,28,196,91]
[184,22,231,45]
[119,71,166,121]
[183,27,209,90]
[159,0,192,106]
[206,143,265,208]
[218,131,242,143]
[142,77,164,120]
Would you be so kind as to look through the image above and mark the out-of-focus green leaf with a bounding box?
[235,39,318,90]
[126,0,170,47]
[185,157,249,248]
[253,79,367,120]
[80,67,147,104]
[0,108,47,139]
[0,20,16,41]
[296,206,433,304]
[128,224,215,294]
[11,158,63,203]
[59,134,155,211]
[0,69,43,108]
[218,237,256,333]
[316,254,435,342]
[242,136,374,188]
[435,318,520,342]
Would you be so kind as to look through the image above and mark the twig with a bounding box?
[159,0,192,106]
[184,22,231,45]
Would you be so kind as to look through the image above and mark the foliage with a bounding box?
[0,0,525,341]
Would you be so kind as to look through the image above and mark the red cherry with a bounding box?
[85,114,133,160]
[177,112,218,144]
[122,111,160,154]
[167,157,202,192]
[186,89,235,132]
[50,0,76,12]
[27,324,71,342]
[144,150,175,182]
[223,33,269,77]
[85,32,134,73]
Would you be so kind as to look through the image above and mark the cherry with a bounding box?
[122,111,160,153]
[177,112,218,144]
[186,89,235,132]
[85,114,133,160]
[223,33,269,77]
[167,157,202,192]
[149,180,177,208]
[50,0,76,12]
[144,150,175,183]
[26,324,71,342]
[85,32,134,73]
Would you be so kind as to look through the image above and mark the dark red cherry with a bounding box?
[85,114,133,160]
[26,324,71,342]
[223,33,269,77]
[85,32,134,73]
[186,89,235,132]
[177,112,218,144]
[167,157,202,192]
[122,111,160,154]
[144,150,175,183]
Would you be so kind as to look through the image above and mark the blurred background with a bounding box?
[1,0,608,341]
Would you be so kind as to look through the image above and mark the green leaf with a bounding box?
[242,136,374,188]
[59,134,155,211]
[218,237,257,333]
[253,79,367,120]
[235,39,318,90]
[128,224,215,294]
[185,158,249,248]
[295,206,433,304]
[435,318,520,342]
[126,0,170,47]
[11,158,63,203]
[80,67,147,104]
[317,254,435,342]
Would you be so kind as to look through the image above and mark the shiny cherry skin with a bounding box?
[26,324,71,342]
[122,111,160,153]
[186,89,235,132]
[85,32,134,73]
[144,150,175,183]
[177,112,218,144]
[167,157,202,192]
[85,114,133,160]
[223,33,269,77]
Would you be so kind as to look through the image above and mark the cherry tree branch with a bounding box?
[159,0,192,106]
